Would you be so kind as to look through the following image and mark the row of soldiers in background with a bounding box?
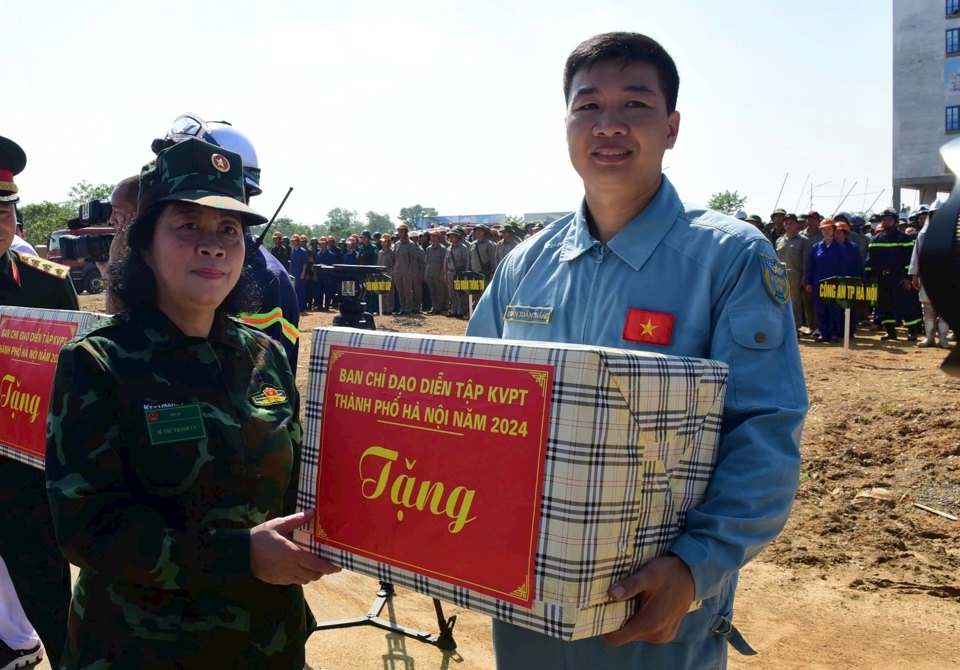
[268,221,529,319]
[764,206,953,348]
[376,222,525,319]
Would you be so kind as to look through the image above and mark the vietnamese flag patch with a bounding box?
[623,308,675,346]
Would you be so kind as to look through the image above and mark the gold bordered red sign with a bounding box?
[313,345,553,606]
[0,314,79,459]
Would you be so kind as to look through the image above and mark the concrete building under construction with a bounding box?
[892,0,960,209]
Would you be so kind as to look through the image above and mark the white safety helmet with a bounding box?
[159,113,263,197]
[734,209,747,220]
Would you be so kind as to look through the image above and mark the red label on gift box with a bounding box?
[313,345,553,606]
[0,315,78,459]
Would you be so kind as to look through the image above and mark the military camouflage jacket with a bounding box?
[0,248,78,309]
[46,304,310,668]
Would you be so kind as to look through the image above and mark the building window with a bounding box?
[947,106,960,132]
[949,28,960,54]
[950,0,960,16]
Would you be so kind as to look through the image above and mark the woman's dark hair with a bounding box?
[563,32,680,113]
[108,202,261,316]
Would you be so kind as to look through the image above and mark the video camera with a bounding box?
[920,138,960,375]
[315,264,387,330]
[61,199,115,262]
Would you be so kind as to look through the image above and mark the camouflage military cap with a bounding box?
[0,136,27,203]
[138,137,267,225]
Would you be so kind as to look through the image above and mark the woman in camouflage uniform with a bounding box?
[45,139,338,669]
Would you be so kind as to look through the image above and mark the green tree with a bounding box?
[18,201,74,247]
[67,180,114,206]
[249,215,289,244]
[18,180,116,249]
[324,207,362,241]
[707,190,747,215]
[505,214,524,226]
[265,215,296,238]
[398,204,437,228]
[250,217,325,245]
[365,211,392,232]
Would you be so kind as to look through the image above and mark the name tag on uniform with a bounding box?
[144,404,207,445]
[504,305,553,325]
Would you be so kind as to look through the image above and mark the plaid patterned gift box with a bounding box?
[0,306,108,470]
[294,328,728,641]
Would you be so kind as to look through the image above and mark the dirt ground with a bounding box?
[64,295,959,669]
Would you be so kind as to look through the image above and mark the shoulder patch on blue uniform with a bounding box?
[759,254,789,305]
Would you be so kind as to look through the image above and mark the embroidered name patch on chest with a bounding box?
[145,404,207,445]
[504,305,553,325]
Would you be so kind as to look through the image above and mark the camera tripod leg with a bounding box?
[433,597,458,651]
[311,581,458,651]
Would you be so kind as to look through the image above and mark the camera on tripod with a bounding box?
[315,264,389,330]
[60,199,115,262]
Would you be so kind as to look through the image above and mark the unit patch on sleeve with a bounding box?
[251,385,288,406]
[759,253,789,305]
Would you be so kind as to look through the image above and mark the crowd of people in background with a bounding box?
[264,204,955,351]
[745,205,954,348]
[267,220,533,320]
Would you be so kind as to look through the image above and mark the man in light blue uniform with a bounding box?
[467,32,807,669]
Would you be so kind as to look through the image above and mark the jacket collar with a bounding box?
[558,175,684,271]
[0,249,20,287]
[125,304,246,352]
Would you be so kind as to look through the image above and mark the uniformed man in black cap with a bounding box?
[865,207,923,340]
[0,135,75,670]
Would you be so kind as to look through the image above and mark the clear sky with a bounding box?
[6,0,893,225]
